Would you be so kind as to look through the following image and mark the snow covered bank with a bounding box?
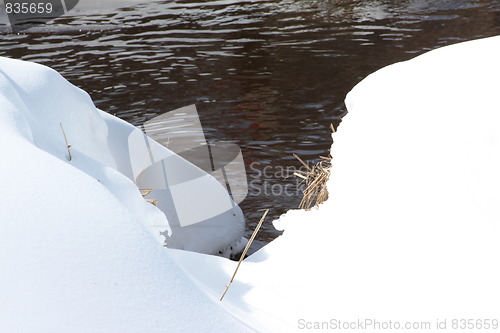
[0,57,252,332]
[172,36,500,332]
[2,35,499,333]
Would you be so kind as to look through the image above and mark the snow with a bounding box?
[2,35,500,333]
[171,35,500,332]
[0,56,253,333]
[100,106,247,255]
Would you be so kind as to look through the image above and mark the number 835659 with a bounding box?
[5,2,53,14]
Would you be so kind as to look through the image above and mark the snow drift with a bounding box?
[0,56,252,332]
[1,35,499,333]
[172,35,500,332]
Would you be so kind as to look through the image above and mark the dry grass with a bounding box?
[220,209,269,301]
[136,149,159,207]
[59,123,72,161]
[140,189,158,206]
[293,124,334,210]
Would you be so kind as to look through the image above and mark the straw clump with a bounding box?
[294,154,331,210]
[294,124,334,210]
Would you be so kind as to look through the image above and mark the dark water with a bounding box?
[1,0,498,250]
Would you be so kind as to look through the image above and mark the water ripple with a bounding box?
[0,0,498,249]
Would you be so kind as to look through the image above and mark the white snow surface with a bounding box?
[172,35,500,332]
[1,35,500,333]
[0,57,253,333]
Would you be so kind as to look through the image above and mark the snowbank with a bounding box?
[2,35,499,333]
[100,105,247,256]
[172,36,500,332]
[0,57,252,332]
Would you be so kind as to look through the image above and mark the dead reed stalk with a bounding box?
[140,189,158,206]
[136,150,159,206]
[220,209,269,301]
[59,123,72,161]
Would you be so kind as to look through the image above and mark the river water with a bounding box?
[1,0,498,250]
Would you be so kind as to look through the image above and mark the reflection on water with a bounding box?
[1,0,498,250]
